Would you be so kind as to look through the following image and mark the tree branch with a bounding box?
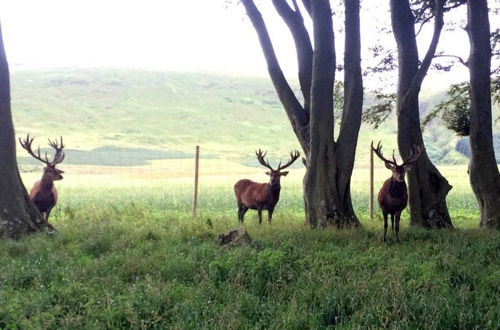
[415,15,433,37]
[434,54,469,67]
[406,0,445,96]
[309,0,335,147]
[301,0,312,17]
[241,0,309,151]
[273,0,314,113]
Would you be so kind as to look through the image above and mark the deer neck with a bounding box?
[389,179,406,196]
[267,181,281,199]
[40,173,54,191]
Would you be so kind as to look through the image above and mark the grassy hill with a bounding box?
[10,68,471,167]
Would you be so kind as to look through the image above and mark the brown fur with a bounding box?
[372,141,422,242]
[234,149,299,224]
[19,135,65,230]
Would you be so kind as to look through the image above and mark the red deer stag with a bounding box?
[19,134,65,230]
[234,149,300,224]
[371,141,422,242]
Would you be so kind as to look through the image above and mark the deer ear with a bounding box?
[281,171,289,176]
[265,171,271,175]
[384,162,394,170]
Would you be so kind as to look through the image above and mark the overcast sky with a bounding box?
[0,0,497,88]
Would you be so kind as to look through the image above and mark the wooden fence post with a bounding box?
[192,145,200,217]
[369,145,374,219]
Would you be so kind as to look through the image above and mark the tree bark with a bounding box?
[303,0,338,227]
[467,0,500,229]
[0,24,45,239]
[334,0,363,226]
[241,0,362,227]
[390,0,454,228]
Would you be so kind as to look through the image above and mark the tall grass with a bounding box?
[0,168,498,329]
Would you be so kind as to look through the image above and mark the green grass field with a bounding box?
[3,68,499,328]
[1,166,499,329]
[11,68,479,167]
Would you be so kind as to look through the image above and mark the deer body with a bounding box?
[20,135,65,230]
[234,179,281,223]
[234,150,299,224]
[378,179,408,215]
[372,141,422,242]
[30,177,58,215]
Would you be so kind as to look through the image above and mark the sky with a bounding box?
[0,0,497,88]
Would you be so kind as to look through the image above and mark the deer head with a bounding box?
[20,134,65,181]
[256,149,300,185]
[371,141,422,182]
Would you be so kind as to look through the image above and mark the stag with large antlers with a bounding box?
[19,134,65,230]
[234,149,300,224]
[372,141,422,242]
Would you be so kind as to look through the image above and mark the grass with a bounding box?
[10,68,480,166]
[3,67,499,327]
[1,166,498,329]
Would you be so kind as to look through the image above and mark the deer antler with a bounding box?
[371,141,398,167]
[19,134,65,166]
[401,145,423,167]
[277,150,300,171]
[256,149,275,171]
[48,136,65,165]
[19,134,51,165]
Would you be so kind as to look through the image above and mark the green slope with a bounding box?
[10,68,469,166]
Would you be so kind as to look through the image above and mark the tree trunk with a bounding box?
[390,0,453,228]
[0,25,45,239]
[303,0,337,227]
[334,0,363,227]
[467,0,500,229]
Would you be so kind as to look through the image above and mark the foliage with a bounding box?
[423,82,470,136]
[334,80,344,122]
[362,91,396,129]
[423,77,500,137]
[0,172,498,328]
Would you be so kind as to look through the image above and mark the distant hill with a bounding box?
[10,68,479,167]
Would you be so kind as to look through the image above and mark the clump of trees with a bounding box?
[241,0,363,227]
[241,0,500,229]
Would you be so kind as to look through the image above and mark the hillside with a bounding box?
[10,68,471,167]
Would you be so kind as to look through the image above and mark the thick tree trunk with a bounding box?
[334,0,363,227]
[390,0,453,228]
[303,0,361,228]
[0,25,45,239]
[467,0,500,229]
[304,0,337,227]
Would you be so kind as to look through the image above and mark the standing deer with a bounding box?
[19,134,65,230]
[371,141,422,242]
[234,149,300,224]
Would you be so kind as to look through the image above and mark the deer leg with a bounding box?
[237,205,243,222]
[238,206,248,223]
[45,209,55,231]
[395,213,401,243]
[257,208,263,225]
[268,209,274,224]
[390,213,395,232]
[383,212,388,242]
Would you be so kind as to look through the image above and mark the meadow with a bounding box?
[1,163,499,329]
[3,69,499,328]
